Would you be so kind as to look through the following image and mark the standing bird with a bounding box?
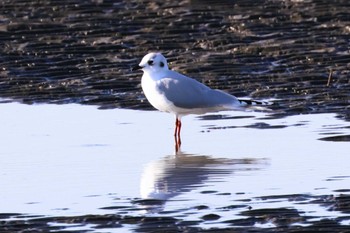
[132,52,266,149]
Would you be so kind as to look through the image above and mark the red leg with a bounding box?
[177,120,182,138]
[174,118,182,138]
[174,118,179,136]
[174,118,182,152]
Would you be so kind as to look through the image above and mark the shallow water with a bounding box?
[1,0,350,231]
[1,102,349,231]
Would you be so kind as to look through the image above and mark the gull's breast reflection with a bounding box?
[140,151,266,202]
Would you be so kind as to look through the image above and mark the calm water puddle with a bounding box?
[0,102,349,229]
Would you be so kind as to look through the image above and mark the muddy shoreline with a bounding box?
[2,193,350,232]
[1,0,349,116]
[1,0,350,232]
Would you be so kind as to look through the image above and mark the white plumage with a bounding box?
[133,52,266,148]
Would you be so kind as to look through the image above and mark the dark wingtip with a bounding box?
[239,99,271,106]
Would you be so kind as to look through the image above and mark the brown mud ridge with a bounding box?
[0,0,349,119]
[1,193,350,232]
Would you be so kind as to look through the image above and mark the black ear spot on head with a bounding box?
[148,60,154,65]
[160,61,165,67]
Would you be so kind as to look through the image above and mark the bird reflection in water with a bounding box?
[138,149,266,213]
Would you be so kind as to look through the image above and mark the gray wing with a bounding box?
[157,71,238,109]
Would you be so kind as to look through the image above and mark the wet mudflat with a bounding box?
[0,0,350,232]
[0,0,349,114]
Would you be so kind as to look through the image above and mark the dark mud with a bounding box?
[1,0,350,232]
[1,194,350,232]
[0,0,349,117]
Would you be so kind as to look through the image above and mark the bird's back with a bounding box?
[153,70,241,114]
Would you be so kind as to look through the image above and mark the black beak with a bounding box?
[132,65,142,71]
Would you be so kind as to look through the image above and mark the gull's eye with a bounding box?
[160,61,165,67]
[148,60,154,65]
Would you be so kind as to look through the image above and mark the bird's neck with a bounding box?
[143,69,167,81]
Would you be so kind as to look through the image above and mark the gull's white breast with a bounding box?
[141,72,176,113]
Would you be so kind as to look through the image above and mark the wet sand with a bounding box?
[0,0,349,115]
[0,0,350,232]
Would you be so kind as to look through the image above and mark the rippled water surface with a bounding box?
[1,103,350,231]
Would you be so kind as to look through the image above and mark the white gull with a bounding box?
[132,52,267,148]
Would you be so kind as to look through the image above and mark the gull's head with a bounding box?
[132,52,169,73]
